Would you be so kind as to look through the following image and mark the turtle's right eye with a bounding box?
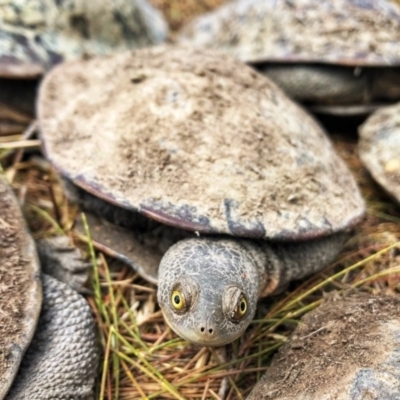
[170,283,192,314]
[171,290,185,310]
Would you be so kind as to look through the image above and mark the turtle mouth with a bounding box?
[162,313,243,347]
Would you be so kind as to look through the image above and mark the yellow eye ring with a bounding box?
[239,298,247,315]
[234,295,247,320]
[171,290,185,310]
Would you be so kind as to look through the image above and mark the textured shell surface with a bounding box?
[359,103,400,204]
[247,293,400,399]
[179,0,400,66]
[38,46,365,240]
[0,0,168,77]
[0,174,42,398]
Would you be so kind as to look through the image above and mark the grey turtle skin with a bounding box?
[247,292,400,400]
[0,0,168,133]
[0,174,98,399]
[37,46,365,347]
[179,0,400,115]
[359,103,400,205]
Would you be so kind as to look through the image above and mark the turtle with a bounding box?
[37,45,366,347]
[0,0,168,134]
[247,291,400,400]
[178,0,400,116]
[358,102,400,206]
[0,173,98,399]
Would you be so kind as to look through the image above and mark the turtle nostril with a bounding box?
[200,326,214,335]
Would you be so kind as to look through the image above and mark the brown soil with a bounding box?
[0,175,41,397]
[248,292,400,399]
[38,46,364,240]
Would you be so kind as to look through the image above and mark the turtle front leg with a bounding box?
[36,236,91,293]
[5,274,98,400]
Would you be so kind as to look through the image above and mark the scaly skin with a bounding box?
[158,234,346,346]
[5,274,98,400]
[36,236,92,293]
[259,64,372,105]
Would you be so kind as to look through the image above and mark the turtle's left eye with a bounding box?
[171,290,185,310]
[233,295,247,320]
[223,286,249,323]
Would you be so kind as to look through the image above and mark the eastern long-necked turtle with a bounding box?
[0,173,98,399]
[37,46,365,346]
[0,0,168,133]
[179,0,400,116]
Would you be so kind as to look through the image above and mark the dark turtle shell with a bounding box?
[38,46,365,241]
[359,103,400,204]
[179,0,400,66]
[0,0,168,78]
[0,174,42,398]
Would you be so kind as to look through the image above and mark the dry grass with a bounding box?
[1,1,400,399]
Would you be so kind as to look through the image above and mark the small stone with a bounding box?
[385,159,400,173]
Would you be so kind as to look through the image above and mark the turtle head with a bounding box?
[157,237,261,346]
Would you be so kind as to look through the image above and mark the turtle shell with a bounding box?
[179,0,400,66]
[0,174,42,398]
[0,0,168,78]
[38,46,365,241]
[248,292,400,400]
[359,103,400,204]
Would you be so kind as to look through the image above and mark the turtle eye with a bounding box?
[233,295,248,320]
[168,280,196,314]
[223,287,249,323]
[171,290,185,311]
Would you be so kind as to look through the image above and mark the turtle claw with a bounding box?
[36,236,92,294]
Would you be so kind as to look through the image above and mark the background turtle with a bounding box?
[247,292,400,399]
[178,0,400,116]
[0,0,168,134]
[37,45,365,346]
[359,103,400,205]
[0,173,98,399]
